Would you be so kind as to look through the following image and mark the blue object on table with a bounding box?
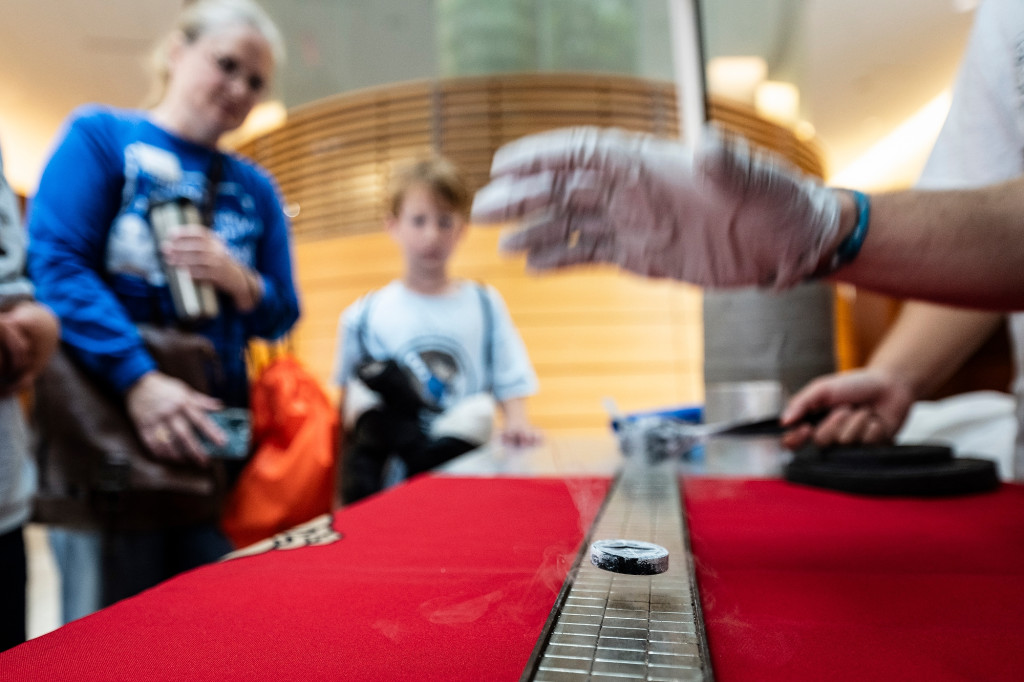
[610,404,706,462]
[609,404,703,432]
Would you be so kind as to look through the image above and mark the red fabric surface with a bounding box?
[1,476,609,682]
[684,478,1024,682]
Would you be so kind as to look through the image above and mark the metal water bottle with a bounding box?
[149,198,219,322]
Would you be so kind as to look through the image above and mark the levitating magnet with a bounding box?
[590,539,669,575]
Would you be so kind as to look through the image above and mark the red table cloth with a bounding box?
[4,475,1024,681]
[0,476,609,682]
[685,478,1024,682]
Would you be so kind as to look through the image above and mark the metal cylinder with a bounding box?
[149,198,219,323]
[703,282,836,423]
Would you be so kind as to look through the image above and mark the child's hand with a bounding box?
[500,421,543,448]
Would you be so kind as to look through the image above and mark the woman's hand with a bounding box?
[126,370,227,465]
[780,368,916,450]
[161,225,262,311]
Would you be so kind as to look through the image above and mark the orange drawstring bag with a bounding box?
[222,355,339,549]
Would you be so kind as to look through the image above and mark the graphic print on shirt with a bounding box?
[398,335,477,410]
[106,142,261,286]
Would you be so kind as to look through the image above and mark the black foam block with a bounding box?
[798,443,954,468]
[784,444,1000,497]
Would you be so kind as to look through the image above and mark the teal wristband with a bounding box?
[830,189,870,271]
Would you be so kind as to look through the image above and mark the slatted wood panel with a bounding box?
[290,228,704,433]
[239,74,824,242]
[238,73,825,434]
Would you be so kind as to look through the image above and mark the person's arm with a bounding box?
[473,126,1024,311]
[481,285,541,448]
[782,303,1003,447]
[162,162,299,332]
[240,166,300,340]
[497,396,542,448]
[868,303,1003,399]
[831,180,1024,309]
[783,0,1024,447]
[28,109,158,393]
[28,110,222,464]
[160,224,264,312]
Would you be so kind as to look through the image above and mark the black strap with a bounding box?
[201,153,223,228]
[144,151,224,325]
[355,290,377,365]
[473,282,495,392]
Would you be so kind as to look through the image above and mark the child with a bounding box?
[333,156,541,504]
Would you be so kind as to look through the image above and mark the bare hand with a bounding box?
[0,313,31,391]
[780,368,915,450]
[0,302,59,395]
[126,371,227,465]
[500,421,543,449]
[161,225,260,310]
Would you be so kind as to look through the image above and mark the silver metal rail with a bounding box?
[523,462,712,681]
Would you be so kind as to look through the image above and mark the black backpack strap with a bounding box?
[355,289,378,366]
[473,282,495,392]
[201,153,223,228]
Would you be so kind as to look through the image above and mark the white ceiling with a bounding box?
[0,0,977,194]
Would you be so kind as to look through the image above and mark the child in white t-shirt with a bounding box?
[333,156,541,504]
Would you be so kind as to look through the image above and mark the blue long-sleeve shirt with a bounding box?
[27,105,300,406]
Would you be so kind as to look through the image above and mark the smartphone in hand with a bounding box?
[200,408,251,459]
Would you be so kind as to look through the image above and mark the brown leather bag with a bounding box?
[32,325,228,530]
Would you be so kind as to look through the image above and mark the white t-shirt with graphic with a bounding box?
[333,280,538,415]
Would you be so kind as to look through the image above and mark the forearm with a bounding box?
[832,180,1024,309]
[244,215,299,340]
[225,262,264,313]
[866,302,1003,399]
[500,397,530,426]
[497,396,542,447]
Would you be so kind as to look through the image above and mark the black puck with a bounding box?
[590,539,669,575]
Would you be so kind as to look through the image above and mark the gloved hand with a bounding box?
[471,126,845,289]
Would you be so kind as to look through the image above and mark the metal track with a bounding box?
[523,462,712,681]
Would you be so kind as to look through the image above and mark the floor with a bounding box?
[25,523,60,640]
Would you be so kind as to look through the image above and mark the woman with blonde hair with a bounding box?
[29,0,299,620]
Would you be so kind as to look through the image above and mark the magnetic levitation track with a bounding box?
[522,462,713,681]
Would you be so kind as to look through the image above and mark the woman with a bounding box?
[28,0,300,619]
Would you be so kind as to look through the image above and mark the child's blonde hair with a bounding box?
[387,156,471,219]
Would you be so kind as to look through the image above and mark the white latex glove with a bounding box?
[471,126,844,289]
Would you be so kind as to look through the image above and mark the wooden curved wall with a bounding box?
[238,73,827,434]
